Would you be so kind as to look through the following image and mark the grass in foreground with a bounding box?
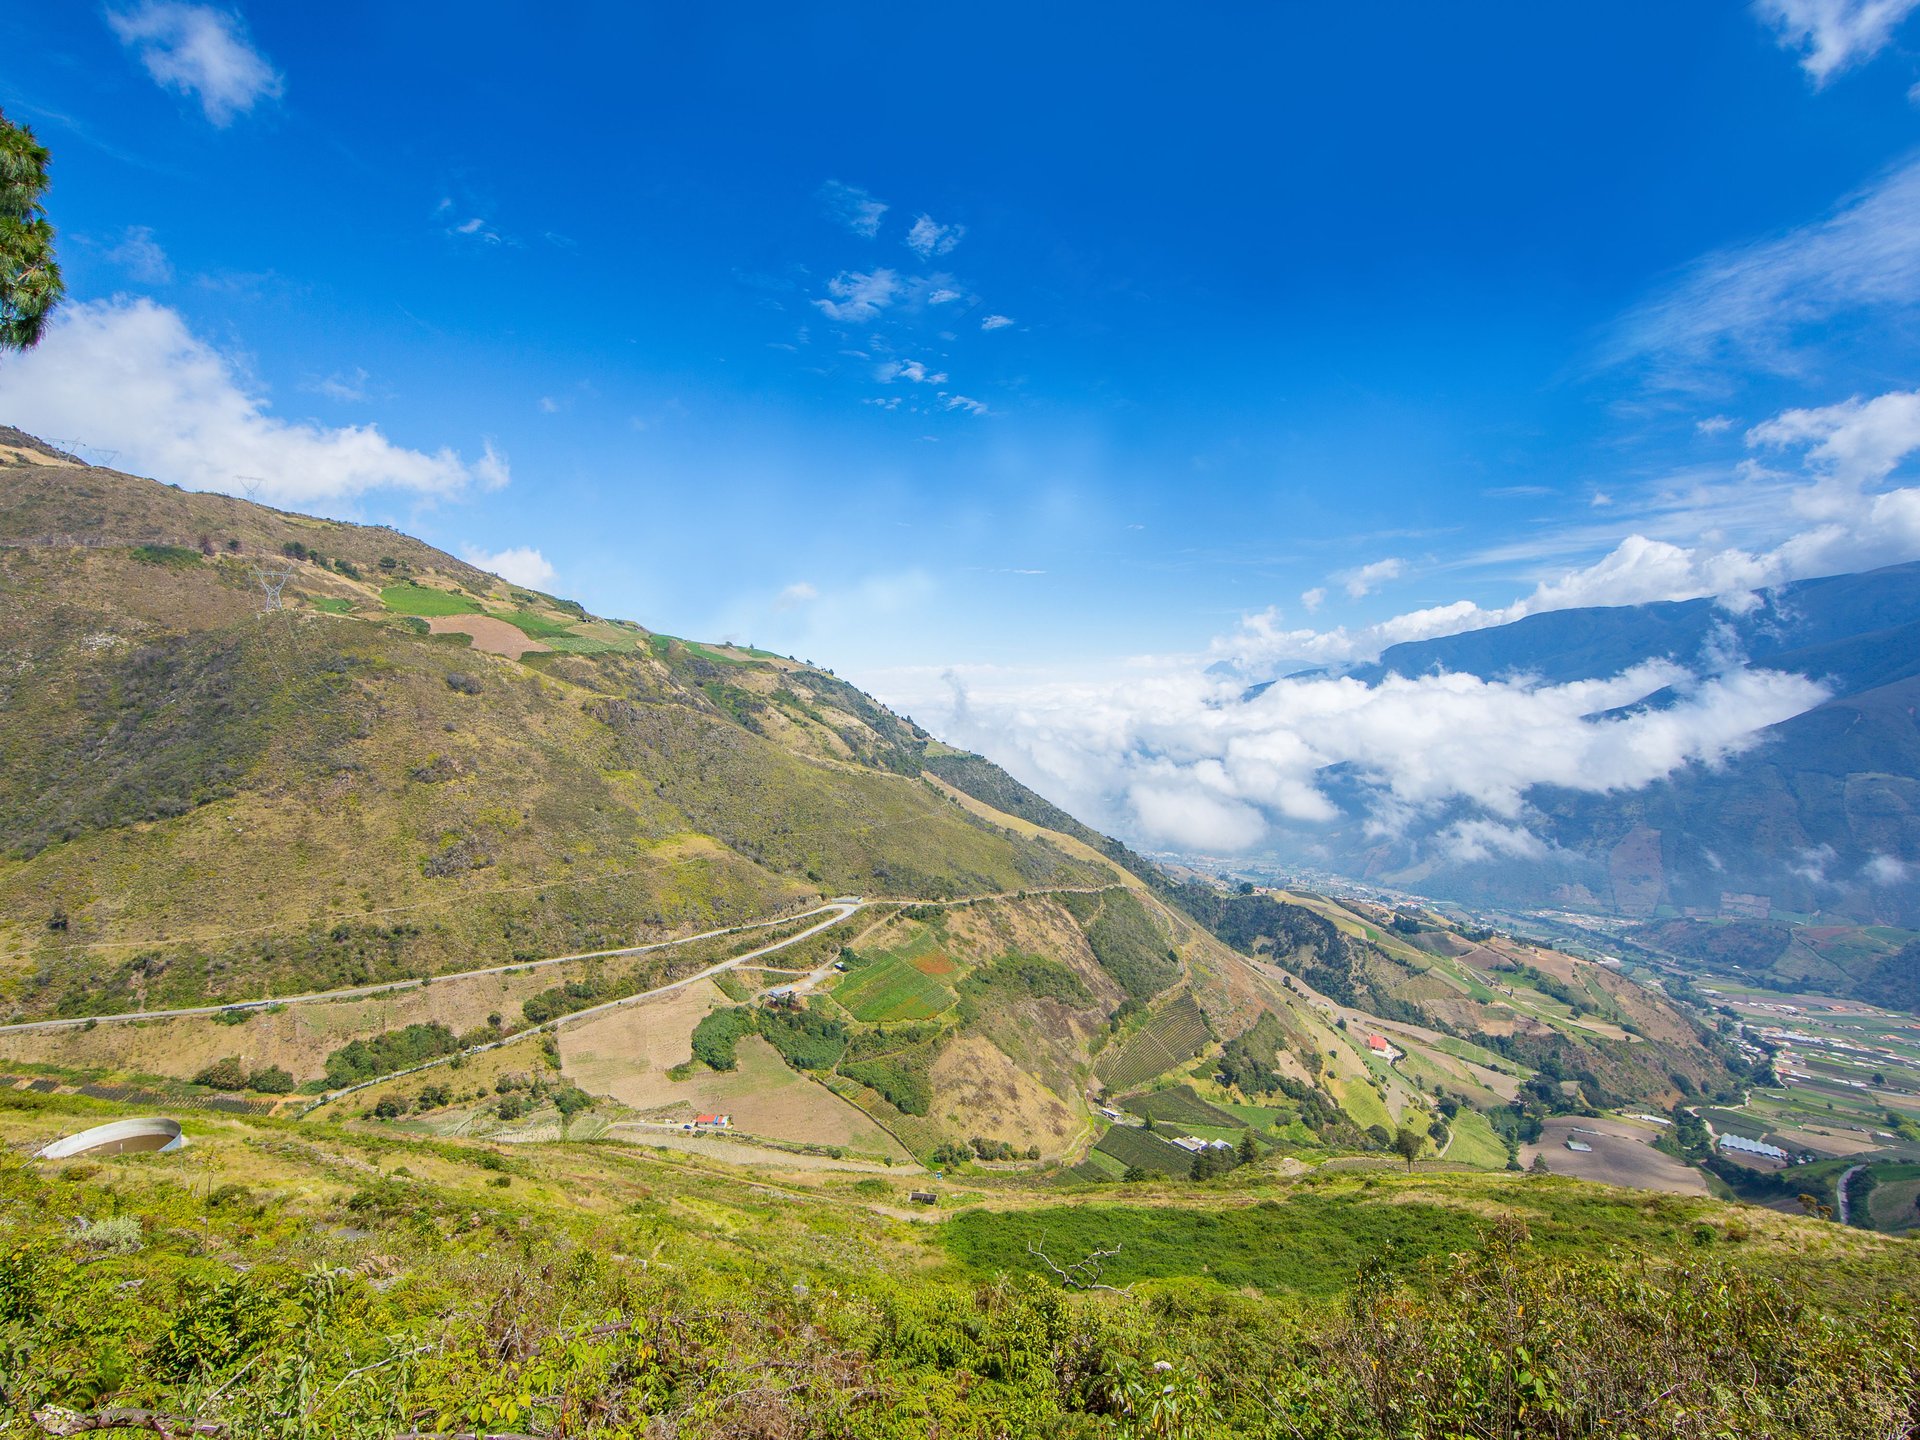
[1,1088,1916,1438]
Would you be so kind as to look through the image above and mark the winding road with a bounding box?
[1837,1163,1865,1225]
[0,903,859,1037]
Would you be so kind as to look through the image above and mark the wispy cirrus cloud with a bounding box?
[819,180,888,238]
[100,224,173,284]
[1336,557,1405,598]
[1607,154,1920,382]
[1755,0,1920,86]
[107,2,282,126]
[876,359,948,384]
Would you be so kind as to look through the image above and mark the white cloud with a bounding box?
[942,394,989,416]
[775,581,819,609]
[904,656,1827,854]
[105,225,172,283]
[980,314,1014,331]
[1611,155,1920,379]
[906,214,965,258]
[927,288,963,305]
[1746,386,1920,483]
[107,2,282,126]
[1696,414,1736,435]
[462,545,554,589]
[0,297,506,504]
[538,396,561,414]
[1202,384,1920,678]
[875,359,948,385]
[814,269,901,322]
[1337,556,1405,599]
[1300,587,1327,614]
[820,181,888,238]
[1755,0,1920,85]
[1864,853,1911,884]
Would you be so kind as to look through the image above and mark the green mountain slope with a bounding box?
[0,434,1740,1168]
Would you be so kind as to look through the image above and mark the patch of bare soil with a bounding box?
[930,1032,1078,1153]
[427,614,551,657]
[1521,1116,1707,1196]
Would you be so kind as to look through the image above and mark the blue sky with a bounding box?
[8,3,1920,851]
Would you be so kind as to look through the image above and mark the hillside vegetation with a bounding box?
[0,437,1751,1182]
[1,1085,1915,1439]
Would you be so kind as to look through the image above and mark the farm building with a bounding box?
[1565,1138,1593,1153]
[692,1113,732,1130]
[1718,1133,1788,1163]
[1170,1135,1233,1153]
[1364,1034,1403,1061]
[907,1190,937,1205]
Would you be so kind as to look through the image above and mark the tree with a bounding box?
[0,108,63,353]
[551,1085,593,1137]
[1392,1123,1425,1170]
[1237,1131,1258,1167]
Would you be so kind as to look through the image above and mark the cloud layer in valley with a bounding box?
[911,655,1828,855]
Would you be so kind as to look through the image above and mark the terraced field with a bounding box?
[1095,993,1211,1090]
[1121,1084,1240,1129]
[1093,1121,1199,1174]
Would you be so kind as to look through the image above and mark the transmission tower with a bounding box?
[235,475,264,501]
[251,564,297,612]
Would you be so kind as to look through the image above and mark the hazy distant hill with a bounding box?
[1284,564,1920,926]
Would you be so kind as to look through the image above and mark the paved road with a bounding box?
[0,904,852,1036]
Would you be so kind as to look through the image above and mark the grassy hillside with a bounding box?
[0,444,1107,1017]
[2,1084,1915,1439]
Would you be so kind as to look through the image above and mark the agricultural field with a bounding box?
[829,930,956,1022]
[1092,1120,1200,1174]
[1121,1083,1241,1130]
[1521,1116,1708,1196]
[1864,1163,1920,1233]
[378,581,482,615]
[1094,992,1211,1089]
[1442,1106,1512,1169]
[1689,972,1920,1166]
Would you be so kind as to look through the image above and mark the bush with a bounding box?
[247,1065,295,1094]
[193,1056,249,1091]
[66,1215,143,1253]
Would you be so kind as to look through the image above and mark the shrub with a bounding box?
[194,1056,249,1091]
[247,1065,295,1094]
[66,1215,143,1253]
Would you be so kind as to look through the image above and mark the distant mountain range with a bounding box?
[1255,562,1920,926]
